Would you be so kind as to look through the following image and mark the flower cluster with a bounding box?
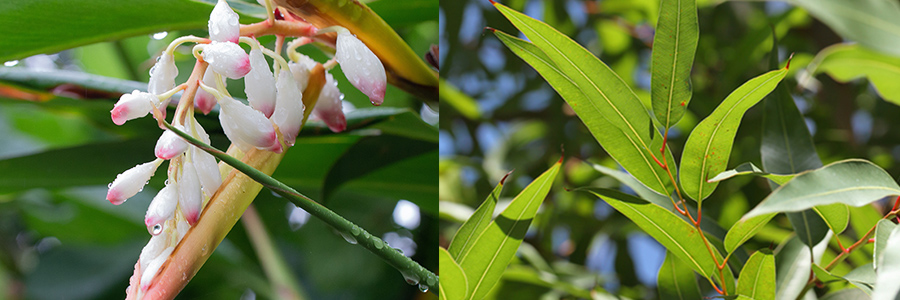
[105,0,387,297]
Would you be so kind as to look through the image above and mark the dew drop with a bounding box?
[426,274,437,287]
[401,271,419,285]
[107,182,113,188]
[417,283,428,293]
[151,224,163,236]
[340,232,357,244]
[372,238,383,249]
[350,225,361,236]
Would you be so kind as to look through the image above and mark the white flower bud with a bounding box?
[139,231,168,270]
[219,96,282,153]
[111,90,157,125]
[192,146,221,200]
[271,70,305,146]
[335,31,386,105]
[203,41,251,79]
[140,246,173,291]
[148,53,178,99]
[245,48,277,117]
[176,219,190,243]
[314,73,347,132]
[179,160,203,225]
[208,0,240,43]
[288,54,317,91]
[107,159,162,205]
[195,67,220,115]
[145,183,177,234]
[154,125,189,160]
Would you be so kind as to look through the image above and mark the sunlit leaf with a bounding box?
[872,224,900,299]
[492,20,675,197]
[650,0,698,129]
[438,247,468,300]
[457,159,561,300]
[680,64,788,202]
[657,251,701,300]
[874,219,897,271]
[788,0,900,57]
[724,212,775,255]
[744,159,900,219]
[581,187,735,293]
[809,43,900,105]
[448,172,508,259]
[736,250,775,300]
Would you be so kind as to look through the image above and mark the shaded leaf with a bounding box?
[492,25,675,198]
[872,224,900,300]
[681,65,789,202]
[874,219,898,270]
[707,162,793,185]
[448,172,508,259]
[787,209,830,250]
[650,0,698,129]
[809,43,900,105]
[788,0,900,57]
[581,187,735,293]
[492,3,675,196]
[438,247,468,300]
[657,251,702,300]
[744,159,900,219]
[737,250,775,300]
[457,159,561,300]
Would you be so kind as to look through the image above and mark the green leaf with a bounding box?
[492,25,675,197]
[439,80,481,121]
[724,212,775,256]
[650,0,698,129]
[457,159,561,300]
[707,162,794,185]
[0,0,220,62]
[812,264,844,284]
[788,0,900,57]
[744,159,900,219]
[657,251,702,300]
[737,250,775,300]
[448,172,508,259]
[787,209,830,250]
[844,263,876,294]
[367,0,439,28]
[438,247,468,300]
[774,235,830,300]
[581,187,735,293]
[872,224,900,299]
[820,288,871,300]
[814,203,850,235]
[874,219,898,270]
[809,43,900,105]
[680,65,789,202]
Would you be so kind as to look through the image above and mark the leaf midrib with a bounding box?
[665,0,683,129]
[618,201,711,278]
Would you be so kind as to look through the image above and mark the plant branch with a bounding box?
[161,121,439,294]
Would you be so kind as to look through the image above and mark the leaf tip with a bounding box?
[785,52,794,70]
[484,27,496,34]
[487,0,497,5]
[558,145,565,164]
[500,169,513,185]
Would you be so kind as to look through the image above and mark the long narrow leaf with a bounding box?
[681,64,789,202]
[744,159,900,219]
[724,213,775,255]
[657,251,702,300]
[872,225,900,299]
[808,43,900,105]
[736,250,775,300]
[491,25,675,197]
[448,171,510,259]
[438,247,468,300]
[582,187,735,293]
[650,0,698,129]
[457,159,561,300]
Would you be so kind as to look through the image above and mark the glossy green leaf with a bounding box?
[650,0,698,129]
[744,159,900,219]
[788,0,900,57]
[814,203,850,235]
[657,251,701,300]
[457,160,561,300]
[0,0,222,62]
[492,23,675,197]
[872,224,900,299]
[874,219,897,270]
[438,247,468,300]
[724,212,775,255]
[844,263,876,294]
[448,172,508,259]
[707,162,794,185]
[680,65,789,202]
[582,188,735,293]
[809,43,900,105]
[737,250,775,300]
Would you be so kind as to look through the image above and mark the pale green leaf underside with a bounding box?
[745,159,900,219]
[458,160,561,300]
[789,0,900,57]
[874,219,897,270]
[872,225,900,299]
[708,161,793,185]
[681,66,788,202]
[811,43,900,105]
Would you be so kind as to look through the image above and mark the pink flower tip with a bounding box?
[107,189,124,205]
[111,105,129,125]
[185,210,200,226]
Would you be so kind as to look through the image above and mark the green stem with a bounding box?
[241,204,306,300]
[161,121,439,294]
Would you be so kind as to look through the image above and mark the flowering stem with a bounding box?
[160,121,440,294]
[241,204,307,300]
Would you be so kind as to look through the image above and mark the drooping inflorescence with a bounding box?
[104,0,387,297]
